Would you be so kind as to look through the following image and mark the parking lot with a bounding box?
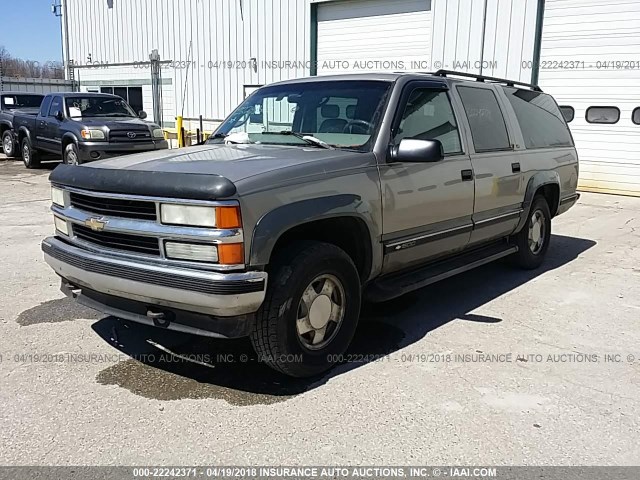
[0,155,639,465]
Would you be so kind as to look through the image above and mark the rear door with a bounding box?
[41,95,64,153]
[379,82,474,274]
[455,84,524,246]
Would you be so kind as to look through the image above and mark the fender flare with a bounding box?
[61,132,80,151]
[514,171,561,233]
[17,125,32,143]
[249,194,380,275]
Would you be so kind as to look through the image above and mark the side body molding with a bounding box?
[249,194,381,280]
[514,171,561,234]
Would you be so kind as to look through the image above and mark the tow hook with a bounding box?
[146,308,172,327]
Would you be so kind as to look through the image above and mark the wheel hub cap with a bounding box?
[296,274,345,350]
[309,295,332,329]
[528,210,545,254]
[3,137,11,152]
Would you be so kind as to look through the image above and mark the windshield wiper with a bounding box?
[262,131,333,149]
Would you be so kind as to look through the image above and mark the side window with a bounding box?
[48,96,63,117]
[502,87,574,149]
[631,107,640,125]
[559,106,575,123]
[394,89,462,155]
[39,96,53,117]
[457,86,510,152]
[586,106,620,124]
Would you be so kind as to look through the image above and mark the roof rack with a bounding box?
[432,69,543,92]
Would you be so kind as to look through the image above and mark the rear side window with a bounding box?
[457,86,510,152]
[48,96,63,117]
[39,97,53,117]
[632,108,640,125]
[559,106,575,123]
[502,87,574,149]
[394,89,462,155]
[586,106,619,124]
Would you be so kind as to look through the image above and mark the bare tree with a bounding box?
[0,45,64,79]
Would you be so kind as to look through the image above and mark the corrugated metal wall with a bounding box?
[431,0,540,82]
[63,0,539,125]
[64,0,311,126]
[0,77,77,93]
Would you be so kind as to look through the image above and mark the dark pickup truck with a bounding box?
[1,92,44,158]
[13,92,168,168]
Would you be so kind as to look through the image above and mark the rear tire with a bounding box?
[21,137,40,169]
[250,241,361,378]
[511,195,551,270]
[63,143,81,165]
[2,131,18,158]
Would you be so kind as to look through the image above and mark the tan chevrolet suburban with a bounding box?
[42,70,579,377]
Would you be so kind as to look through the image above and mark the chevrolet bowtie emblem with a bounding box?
[85,217,108,232]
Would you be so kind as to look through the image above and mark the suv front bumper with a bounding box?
[42,237,267,337]
[77,140,169,162]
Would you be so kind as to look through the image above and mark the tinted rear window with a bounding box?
[457,86,511,152]
[502,87,574,149]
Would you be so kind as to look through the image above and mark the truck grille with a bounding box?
[73,224,160,256]
[70,192,157,221]
[109,128,152,143]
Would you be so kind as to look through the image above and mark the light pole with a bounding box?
[51,0,71,81]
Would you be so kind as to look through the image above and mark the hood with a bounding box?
[74,117,154,129]
[84,143,368,184]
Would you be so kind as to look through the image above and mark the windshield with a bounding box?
[209,80,392,151]
[1,94,44,110]
[65,96,137,118]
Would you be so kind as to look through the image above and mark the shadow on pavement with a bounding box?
[91,234,596,405]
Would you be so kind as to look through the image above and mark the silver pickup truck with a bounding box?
[42,71,579,377]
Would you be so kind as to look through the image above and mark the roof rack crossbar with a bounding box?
[432,69,543,92]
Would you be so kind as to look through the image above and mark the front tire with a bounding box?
[511,195,551,270]
[21,137,40,169]
[2,131,18,158]
[63,143,81,165]
[250,241,362,378]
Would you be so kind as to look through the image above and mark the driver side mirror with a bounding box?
[54,110,64,121]
[138,110,147,119]
[390,139,444,163]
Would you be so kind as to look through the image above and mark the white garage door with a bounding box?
[317,0,432,75]
[539,0,640,197]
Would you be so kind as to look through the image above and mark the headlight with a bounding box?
[160,204,216,227]
[80,129,105,140]
[53,216,69,236]
[51,186,65,207]
[164,242,218,262]
[152,128,165,139]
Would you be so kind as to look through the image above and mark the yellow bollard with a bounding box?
[176,116,184,148]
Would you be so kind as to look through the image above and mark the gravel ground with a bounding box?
[0,156,639,466]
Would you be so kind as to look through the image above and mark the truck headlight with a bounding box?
[164,242,218,262]
[54,216,69,236]
[51,186,65,207]
[80,129,105,140]
[152,128,165,139]
[160,204,217,227]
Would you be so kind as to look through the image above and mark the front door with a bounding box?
[379,84,475,274]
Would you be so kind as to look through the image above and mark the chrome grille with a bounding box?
[73,224,160,256]
[109,128,152,143]
[70,191,157,220]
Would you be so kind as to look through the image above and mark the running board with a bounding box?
[365,242,518,303]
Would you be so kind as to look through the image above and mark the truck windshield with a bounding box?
[209,80,392,151]
[65,96,137,118]
[1,94,44,110]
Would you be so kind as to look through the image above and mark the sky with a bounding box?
[0,0,63,63]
